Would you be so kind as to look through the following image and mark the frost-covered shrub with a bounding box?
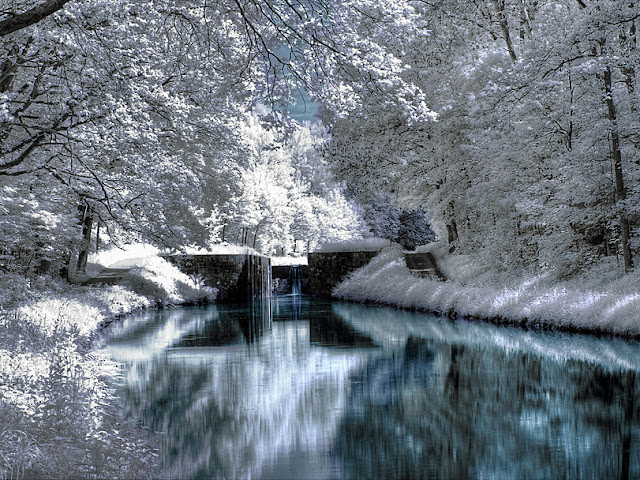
[0,408,48,480]
[91,247,216,304]
[0,310,158,479]
[334,245,640,336]
[175,279,217,305]
[120,270,171,304]
[119,256,217,305]
[0,273,31,308]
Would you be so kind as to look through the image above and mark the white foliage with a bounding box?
[334,245,640,336]
[222,113,366,254]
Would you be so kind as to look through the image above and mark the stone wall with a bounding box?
[163,254,271,302]
[165,252,379,299]
[307,251,380,297]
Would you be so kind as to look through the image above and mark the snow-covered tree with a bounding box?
[1,0,428,271]
[221,114,364,255]
[321,0,640,277]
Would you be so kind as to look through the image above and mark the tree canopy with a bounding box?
[2,0,639,278]
[1,0,411,270]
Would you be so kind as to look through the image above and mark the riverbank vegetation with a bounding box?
[0,252,213,479]
[322,1,640,281]
[334,243,640,337]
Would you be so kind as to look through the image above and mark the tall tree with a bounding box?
[322,0,640,276]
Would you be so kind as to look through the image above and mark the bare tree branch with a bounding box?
[0,0,73,37]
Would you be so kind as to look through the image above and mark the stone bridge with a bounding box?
[162,249,443,301]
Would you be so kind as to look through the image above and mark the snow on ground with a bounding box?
[315,237,392,253]
[271,255,308,266]
[333,243,640,337]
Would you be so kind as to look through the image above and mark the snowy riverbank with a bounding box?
[0,250,215,479]
[333,244,640,337]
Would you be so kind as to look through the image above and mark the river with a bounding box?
[101,296,640,479]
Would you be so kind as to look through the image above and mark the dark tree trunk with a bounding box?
[76,204,93,274]
[604,66,633,272]
[252,226,259,249]
[493,0,518,62]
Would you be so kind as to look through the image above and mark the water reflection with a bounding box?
[103,298,640,479]
[338,342,639,479]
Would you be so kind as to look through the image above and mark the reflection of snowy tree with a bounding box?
[336,337,640,479]
[116,319,367,479]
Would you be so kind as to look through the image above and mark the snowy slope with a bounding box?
[333,245,640,337]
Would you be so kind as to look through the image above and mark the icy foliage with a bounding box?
[121,257,217,305]
[334,245,640,336]
[89,244,218,305]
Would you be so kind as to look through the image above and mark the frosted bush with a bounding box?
[0,273,31,308]
[120,256,216,305]
[0,308,158,479]
[17,298,103,338]
[83,285,150,317]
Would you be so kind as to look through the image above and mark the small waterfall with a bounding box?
[290,265,302,296]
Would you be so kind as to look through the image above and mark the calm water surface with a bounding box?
[102,296,640,479]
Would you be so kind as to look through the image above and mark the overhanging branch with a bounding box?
[0,0,73,37]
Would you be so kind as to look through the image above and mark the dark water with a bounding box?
[102,297,640,479]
